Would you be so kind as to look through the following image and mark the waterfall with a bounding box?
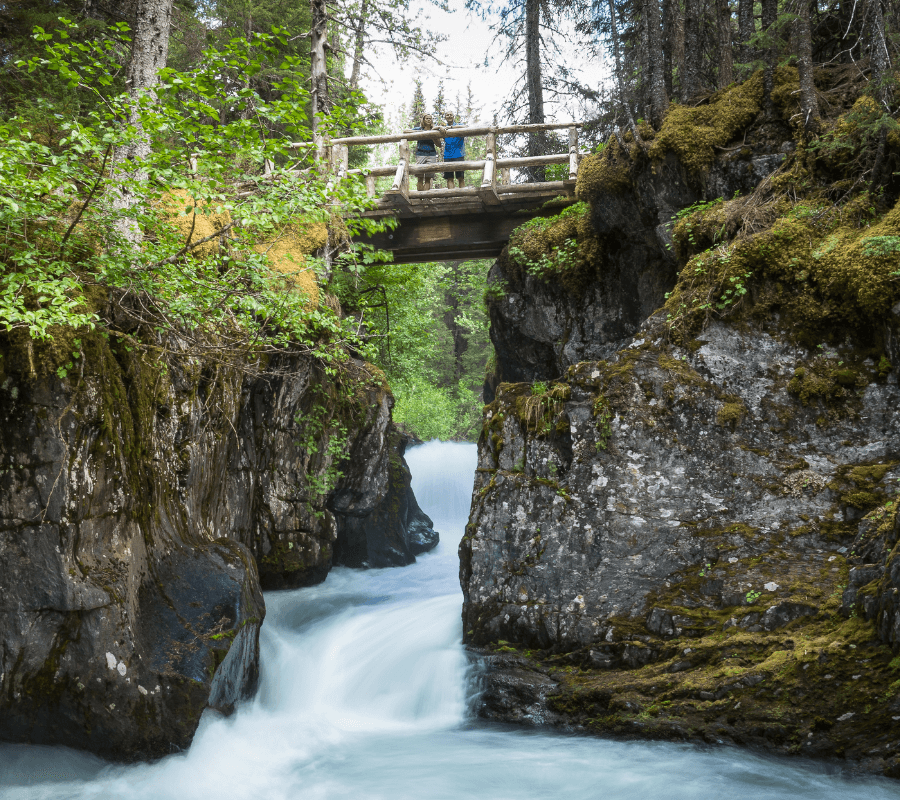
[0,442,895,800]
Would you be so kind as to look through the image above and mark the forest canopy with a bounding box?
[2,0,900,440]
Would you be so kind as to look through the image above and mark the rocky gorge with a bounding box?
[463,70,900,778]
[0,307,437,760]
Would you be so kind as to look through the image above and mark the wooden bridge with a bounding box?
[323,122,584,264]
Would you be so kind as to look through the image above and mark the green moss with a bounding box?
[657,352,708,387]
[716,399,746,426]
[648,72,764,175]
[504,203,602,294]
[825,462,898,515]
[786,358,866,407]
[575,136,633,202]
[850,464,893,482]
[510,381,571,437]
[663,192,900,347]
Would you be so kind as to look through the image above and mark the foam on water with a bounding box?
[0,440,896,799]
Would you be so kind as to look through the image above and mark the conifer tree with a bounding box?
[434,78,447,120]
[408,77,426,126]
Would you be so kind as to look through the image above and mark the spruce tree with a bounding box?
[408,78,426,126]
[434,78,447,120]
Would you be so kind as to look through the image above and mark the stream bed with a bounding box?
[0,441,896,799]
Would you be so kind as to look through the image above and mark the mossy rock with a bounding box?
[504,203,602,294]
[575,136,634,202]
[648,72,764,176]
[663,192,900,346]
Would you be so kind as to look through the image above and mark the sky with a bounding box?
[356,0,609,131]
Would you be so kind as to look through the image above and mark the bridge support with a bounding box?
[356,204,576,265]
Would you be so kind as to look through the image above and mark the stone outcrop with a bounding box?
[333,430,439,568]
[841,505,900,647]
[484,146,789,402]
[464,321,900,652]
[0,323,436,760]
[463,105,900,776]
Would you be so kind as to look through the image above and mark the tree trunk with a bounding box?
[867,0,892,185]
[525,0,545,179]
[716,0,733,87]
[643,0,669,127]
[349,0,369,92]
[737,0,755,73]
[868,0,892,106]
[682,0,702,100]
[310,0,329,137]
[662,0,682,96]
[113,0,173,244]
[608,0,642,143]
[794,0,819,133]
[639,8,651,115]
[761,0,777,113]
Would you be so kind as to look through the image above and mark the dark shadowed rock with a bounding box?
[646,608,675,637]
[0,331,424,760]
[332,428,438,567]
[760,602,817,631]
[473,651,563,726]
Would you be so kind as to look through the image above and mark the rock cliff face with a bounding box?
[463,99,900,776]
[484,147,788,402]
[0,323,436,760]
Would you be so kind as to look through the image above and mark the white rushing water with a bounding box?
[0,440,897,799]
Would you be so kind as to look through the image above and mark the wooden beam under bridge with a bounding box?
[355,201,579,265]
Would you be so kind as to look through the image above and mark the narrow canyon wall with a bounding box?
[0,316,436,760]
[463,86,900,777]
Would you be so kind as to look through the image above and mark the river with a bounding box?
[0,440,896,799]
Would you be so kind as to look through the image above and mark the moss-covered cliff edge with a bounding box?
[464,69,900,778]
[0,293,437,760]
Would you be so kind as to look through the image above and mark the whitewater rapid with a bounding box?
[0,441,896,799]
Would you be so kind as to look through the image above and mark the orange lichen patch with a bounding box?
[164,190,232,258]
[255,222,327,305]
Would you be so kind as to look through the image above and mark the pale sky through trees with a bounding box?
[356,0,608,128]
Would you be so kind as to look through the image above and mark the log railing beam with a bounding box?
[323,121,584,148]
[347,153,574,180]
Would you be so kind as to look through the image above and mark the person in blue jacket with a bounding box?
[441,111,466,189]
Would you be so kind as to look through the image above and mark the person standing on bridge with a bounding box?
[413,113,445,192]
[441,112,465,189]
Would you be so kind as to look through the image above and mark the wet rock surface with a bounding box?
[0,334,429,760]
[471,650,564,727]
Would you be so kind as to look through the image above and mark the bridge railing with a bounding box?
[320,122,584,204]
[189,122,585,206]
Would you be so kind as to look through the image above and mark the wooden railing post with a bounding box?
[568,125,579,181]
[390,138,410,202]
[480,132,501,205]
[366,174,376,196]
[482,132,496,188]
